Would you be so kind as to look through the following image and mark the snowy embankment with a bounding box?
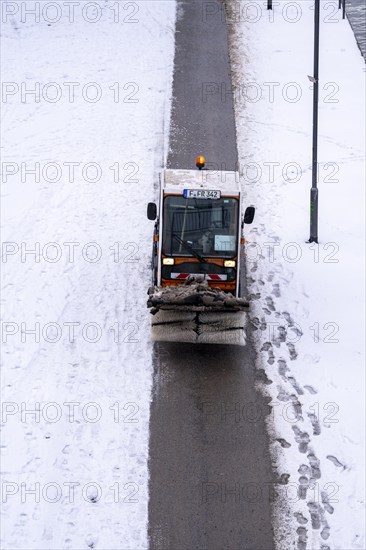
[1,1,175,548]
[227,1,365,549]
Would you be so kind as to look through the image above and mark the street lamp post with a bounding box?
[308,0,320,244]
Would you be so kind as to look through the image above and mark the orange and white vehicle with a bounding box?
[146,157,255,345]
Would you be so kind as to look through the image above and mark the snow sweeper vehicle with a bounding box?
[146,157,255,346]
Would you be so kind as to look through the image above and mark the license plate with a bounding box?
[183,189,221,199]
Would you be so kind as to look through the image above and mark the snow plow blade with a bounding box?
[147,279,249,346]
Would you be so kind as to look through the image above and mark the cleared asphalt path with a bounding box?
[148,1,276,548]
[167,0,237,170]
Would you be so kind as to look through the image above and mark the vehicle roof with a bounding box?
[162,169,241,196]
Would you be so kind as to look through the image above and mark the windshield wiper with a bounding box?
[172,234,207,263]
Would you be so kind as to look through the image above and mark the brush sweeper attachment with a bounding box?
[147,278,249,345]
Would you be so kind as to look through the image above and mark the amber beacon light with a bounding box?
[196,155,205,170]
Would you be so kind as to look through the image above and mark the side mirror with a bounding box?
[243,206,255,225]
[147,202,157,221]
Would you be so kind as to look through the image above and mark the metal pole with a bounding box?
[342,0,346,19]
[308,0,320,243]
[338,0,341,9]
[267,0,272,9]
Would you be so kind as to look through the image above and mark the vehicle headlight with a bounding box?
[163,258,175,265]
[224,260,236,268]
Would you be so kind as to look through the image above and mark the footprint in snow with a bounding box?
[296,525,307,550]
[321,490,335,514]
[298,475,309,500]
[277,473,290,484]
[282,311,293,324]
[321,524,331,540]
[292,426,310,453]
[275,325,287,345]
[304,384,318,395]
[251,317,267,332]
[294,512,308,524]
[307,501,323,530]
[326,455,346,470]
[276,438,291,448]
[288,375,304,396]
[308,412,321,436]
[272,283,281,297]
[308,452,322,480]
[278,358,289,381]
[290,395,303,420]
[265,296,276,311]
[260,319,268,331]
[287,342,298,360]
[277,387,293,402]
[260,341,272,352]
[267,349,275,365]
[298,464,311,475]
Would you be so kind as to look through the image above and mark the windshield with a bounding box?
[162,195,239,259]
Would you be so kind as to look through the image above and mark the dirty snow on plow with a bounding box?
[1,1,175,548]
[148,279,249,345]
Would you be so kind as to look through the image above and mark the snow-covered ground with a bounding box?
[227,1,365,548]
[1,1,176,548]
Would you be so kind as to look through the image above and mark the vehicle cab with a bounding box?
[147,167,254,298]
